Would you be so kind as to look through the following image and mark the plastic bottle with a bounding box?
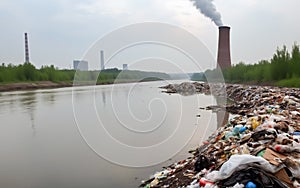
[246,181,257,188]
[239,126,247,133]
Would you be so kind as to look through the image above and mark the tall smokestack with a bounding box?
[217,26,231,69]
[100,50,105,70]
[24,33,30,63]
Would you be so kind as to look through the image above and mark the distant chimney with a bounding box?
[217,26,231,69]
[100,50,105,70]
[24,33,30,63]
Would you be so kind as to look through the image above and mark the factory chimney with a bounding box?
[217,26,231,69]
[24,33,30,63]
[100,50,105,70]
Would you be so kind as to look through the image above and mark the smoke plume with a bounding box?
[190,0,223,26]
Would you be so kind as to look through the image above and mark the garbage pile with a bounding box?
[141,83,300,188]
[160,82,209,96]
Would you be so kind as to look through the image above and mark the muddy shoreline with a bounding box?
[141,82,300,188]
[0,81,74,92]
[0,79,163,92]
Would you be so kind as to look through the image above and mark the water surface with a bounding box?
[0,80,218,188]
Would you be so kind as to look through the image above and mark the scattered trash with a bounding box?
[141,82,300,188]
[194,155,210,172]
[245,181,256,188]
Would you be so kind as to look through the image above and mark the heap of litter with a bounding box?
[141,82,300,188]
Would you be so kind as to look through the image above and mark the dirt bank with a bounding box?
[0,79,166,92]
[0,81,74,92]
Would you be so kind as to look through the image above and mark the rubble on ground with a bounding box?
[141,82,300,188]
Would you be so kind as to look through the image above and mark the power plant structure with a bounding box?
[24,33,30,63]
[100,50,105,70]
[217,26,231,69]
[73,60,88,71]
[123,64,128,70]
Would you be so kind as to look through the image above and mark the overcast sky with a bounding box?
[1,0,300,72]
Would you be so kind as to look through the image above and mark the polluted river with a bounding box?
[0,80,224,188]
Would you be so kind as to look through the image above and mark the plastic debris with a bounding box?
[245,182,256,188]
[141,82,300,188]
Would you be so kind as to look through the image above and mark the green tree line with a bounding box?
[0,63,75,83]
[224,43,300,87]
[196,43,300,87]
[0,63,170,84]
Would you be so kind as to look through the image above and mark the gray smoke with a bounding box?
[190,0,223,26]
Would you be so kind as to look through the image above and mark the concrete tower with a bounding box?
[100,50,105,70]
[217,26,231,69]
[24,33,30,63]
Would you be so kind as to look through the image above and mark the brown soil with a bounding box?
[0,79,161,92]
[0,81,73,92]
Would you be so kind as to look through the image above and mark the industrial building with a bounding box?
[123,64,128,70]
[73,60,88,71]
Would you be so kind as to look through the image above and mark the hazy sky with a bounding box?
[1,0,300,72]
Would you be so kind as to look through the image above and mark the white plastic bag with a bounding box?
[206,154,284,181]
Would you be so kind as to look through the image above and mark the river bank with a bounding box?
[141,82,300,188]
[0,81,73,92]
[0,78,166,92]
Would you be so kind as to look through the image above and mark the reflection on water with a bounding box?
[213,95,230,128]
[217,110,229,128]
[102,90,106,105]
[41,91,56,105]
[0,92,38,134]
[0,90,60,136]
[20,93,37,135]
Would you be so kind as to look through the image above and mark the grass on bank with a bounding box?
[276,77,300,88]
